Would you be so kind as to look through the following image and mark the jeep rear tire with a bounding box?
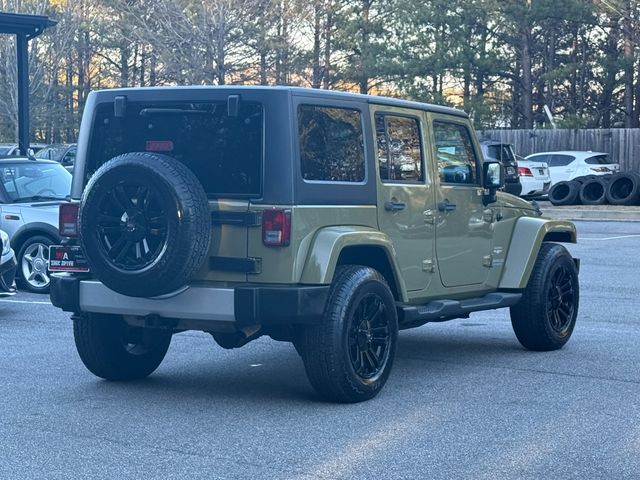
[298,266,398,403]
[74,313,172,380]
[510,243,579,351]
[79,152,211,297]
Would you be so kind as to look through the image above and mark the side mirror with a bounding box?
[483,161,504,189]
[482,161,504,205]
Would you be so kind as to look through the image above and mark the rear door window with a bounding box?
[298,105,365,183]
[89,101,263,197]
[585,155,614,165]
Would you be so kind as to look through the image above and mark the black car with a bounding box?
[479,140,522,196]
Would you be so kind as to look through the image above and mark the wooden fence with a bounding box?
[477,129,640,173]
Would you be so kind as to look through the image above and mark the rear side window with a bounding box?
[433,121,479,185]
[549,155,574,167]
[585,155,614,165]
[298,105,365,182]
[375,114,424,183]
[529,154,550,164]
[89,101,263,197]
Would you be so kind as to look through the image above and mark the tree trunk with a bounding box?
[150,54,157,86]
[323,1,333,89]
[623,11,634,127]
[600,23,618,128]
[216,4,226,85]
[120,46,129,88]
[520,28,534,129]
[312,1,322,88]
[359,0,371,95]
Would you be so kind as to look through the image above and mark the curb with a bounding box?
[536,202,640,222]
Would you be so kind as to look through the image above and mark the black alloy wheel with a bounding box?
[95,181,169,271]
[348,293,392,380]
[546,265,576,336]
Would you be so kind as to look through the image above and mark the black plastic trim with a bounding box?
[398,292,522,329]
[234,285,330,326]
[209,256,261,274]
[50,273,81,312]
[211,211,260,226]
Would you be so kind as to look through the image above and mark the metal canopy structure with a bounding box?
[0,12,57,155]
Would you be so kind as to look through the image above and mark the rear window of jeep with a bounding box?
[298,105,365,182]
[88,101,263,197]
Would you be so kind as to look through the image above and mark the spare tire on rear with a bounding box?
[79,152,211,297]
[605,172,640,206]
[548,181,581,206]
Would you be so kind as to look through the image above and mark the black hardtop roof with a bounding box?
[91,85,468,119]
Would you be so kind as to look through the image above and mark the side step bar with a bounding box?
[398,292,522,330]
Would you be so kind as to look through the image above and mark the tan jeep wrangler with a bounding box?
[50,86,579,403]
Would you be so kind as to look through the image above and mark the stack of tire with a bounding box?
[548,172,640,206]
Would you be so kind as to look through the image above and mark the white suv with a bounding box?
[525,151,619,185]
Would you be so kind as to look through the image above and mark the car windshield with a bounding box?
[487,144,516,163]
[585,154,615,165]
[0,146,13,156]
[35,146,68,161]
[0,162,71,202]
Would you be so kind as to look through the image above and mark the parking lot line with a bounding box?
[581,235,640,241]
[0,299,52,305]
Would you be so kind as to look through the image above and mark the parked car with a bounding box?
[0,159,71,293]
[0,143,47,157]
[479,140,522,196]
[525,151,619,184]
[35,144,77,172]
[0,228,17,295]
[50,86,579,403]
[516,155,551,198]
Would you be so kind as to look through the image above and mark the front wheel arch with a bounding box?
[499,217,577,290]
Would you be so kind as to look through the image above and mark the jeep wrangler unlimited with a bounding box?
[50,86,579,403]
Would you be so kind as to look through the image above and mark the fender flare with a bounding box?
[299,226,408,301]
[499,217,577,289]
[11,222,60,252]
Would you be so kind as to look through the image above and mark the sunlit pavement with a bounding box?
[1,221,639,479]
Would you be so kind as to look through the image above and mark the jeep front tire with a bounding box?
[298,266,398,403]
[510,243,579,351]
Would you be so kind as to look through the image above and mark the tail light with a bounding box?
[59,202,80,237]
[518,167,533,177]
[262,209,291,247]
[591,167,611,173]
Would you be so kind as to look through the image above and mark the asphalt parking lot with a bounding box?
[1,220,639,479]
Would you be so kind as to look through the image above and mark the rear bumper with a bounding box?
[503,180,522,196]
[50,274,330,328]
[521,179,551,197]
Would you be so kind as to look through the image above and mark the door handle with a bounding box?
[384,201,406,212]
[437,200,457,212]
